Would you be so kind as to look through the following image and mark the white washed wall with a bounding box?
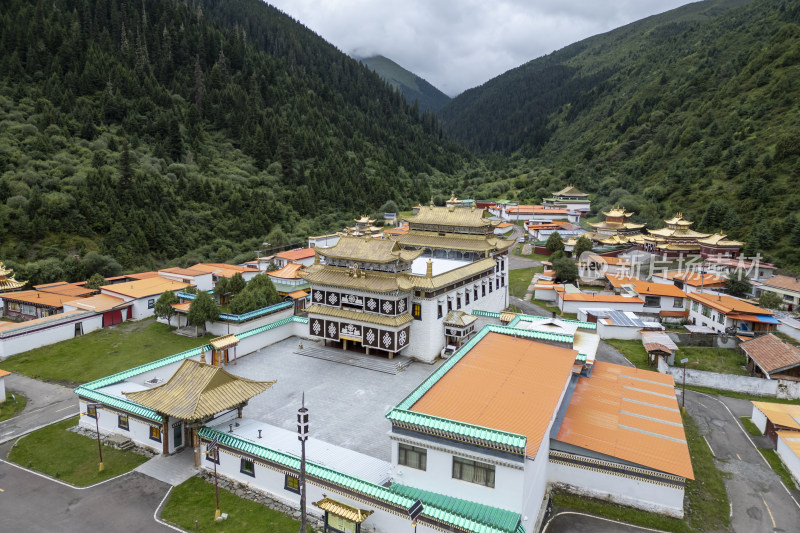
[751,405,768,434]
[560,299,643,315]
[777,435,800,488]
[0,314,103,360]
[596,322,641,340]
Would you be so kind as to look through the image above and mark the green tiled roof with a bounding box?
[389,484,521,533]
[76,388,161,421]
[197,427,522,533]
[471,310,501,318]
[80,345,206,391]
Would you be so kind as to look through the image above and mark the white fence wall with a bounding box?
[777,435,800,487]
[660,366,800,400]
[0,314,104,360]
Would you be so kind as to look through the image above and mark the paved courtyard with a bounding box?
[226,337,443,461]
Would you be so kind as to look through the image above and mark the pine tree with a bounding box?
[193,55,203,118]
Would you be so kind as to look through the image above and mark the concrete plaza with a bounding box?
[225,337,443,461]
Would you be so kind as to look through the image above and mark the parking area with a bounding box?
[225,337,442,460]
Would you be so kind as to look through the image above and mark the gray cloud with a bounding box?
[267,0,696,96]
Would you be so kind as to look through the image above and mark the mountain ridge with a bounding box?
[355,54,451,113]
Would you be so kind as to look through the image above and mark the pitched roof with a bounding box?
[64,294,131,312]
[688,292,772,317]
[752,402,800,431]
[606,275,686,298]
[127,271,160,280]
[560,293,644,303]
[403,205,493,228]
[553,185,588,197]
[286,290,309,300]
[777,431,800,459]
[408,332,577,457]
[158,267,209,277]
[762,275,800,294]
[268,263,305,280]
[556,361,694,479]
[443,310,478,327]
[316,236,422,263]
[301,265,413,293]
[0,369,9,378]
[697,233,744,246]
[654,271,726,287]
[391,231,514,253]
[100,277,192,299]
[189,263,260,278]
[313,498,373,523]
[306,304,414,328]
[740,334,800,375]
[275,248,316,261]
[124,359,275,421]
[35,283,97,298]
[0,290,71,308]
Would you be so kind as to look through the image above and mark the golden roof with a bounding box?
[696,233,744,246]
[124,359,275,421]
[313,497,373,523]
[443,310,478,327]
[306,304,413,328]
[403,206,495,228]
[411,258,497,291]
[602,206,634,218]
[316,237,422,263]
[663,213,694,226]
[392,231,514,252]
[0,262,25,292]
[354,215,376,224]
[301,265,414,293]
[646,227,710,239]
[210,334,239,350]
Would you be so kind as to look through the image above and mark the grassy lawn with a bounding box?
[739,416,761,436]
[7,417,149,486]
[162,476,313,533]
[605,339,651,369]
[1,318,214,385]
[0,392,27,422]
[759,448,799,490]
[677,346,747,376]
[685,384,800,404]
[529,299,577,320]
[509,267,541,298]
[551,410,729,532]
[513,244,550,262]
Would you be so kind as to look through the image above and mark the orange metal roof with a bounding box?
[64,294,130,312]
[561,293,644,303]
[606,275,686,298]
[275,248,316,261]
[268,263,305,280]
[0,290,71,308]
[171,301,192,313]
[497,222,514,228]
[409,332,577,457]
[654,271,725,287]
[100,277,191,299]
[127,271,160,280]
[752,402,800,431]
[557,361,694,479]
[190,263,260,278]
[158,267,209,277]
[287,290,309,299]
[36,284,97,298]
[660,310,689,317]
[0,369,10,378]
[689,292,771,317]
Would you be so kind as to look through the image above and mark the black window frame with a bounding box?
[206,447,220,464]
[398,443,427,471]
[284,474,301,494]
[240,458,255,477]
[147,298,156,309]
[437,303,443,319]
[118,414,129,431]
[452,456,495,488]
[86,404,97,419]
[149,425,162,443]
[412,303,422,320]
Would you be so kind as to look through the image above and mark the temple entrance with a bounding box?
[323,338,393,359]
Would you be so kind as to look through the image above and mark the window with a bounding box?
[717,313,725,325]
[452,456,495,488]
[412,303,422,320]
[284,474,300,494]
[673,298,683,308]
[456,296,461,309]
[74,322,83,337]
[482,285,486,297]
[399,444,427,471]
[474,287,479,301]
[489,281,493,293]
[118,414,129,431]
[496,278,500,289]
[206,447,220,464]
[701,305,712,318]
[86,404,97,419]
[501,276,505,287]
[437,303,443,319]
[240,458,255,477]
[465,292,470,305]
[785,294,795,302]
[149,426,162,442]
[147,299,155,309]
[447,299,453,311]
[644,296,660,308]
[692,301,699,312]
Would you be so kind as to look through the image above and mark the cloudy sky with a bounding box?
[267,0,697,96]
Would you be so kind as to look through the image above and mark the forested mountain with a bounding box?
[440,0,800,270]
[0,0,463,284]
[356,55,451,112]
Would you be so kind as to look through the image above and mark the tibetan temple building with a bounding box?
[639,213,743,258]
[587,206,645,246]
[302,201,513,362]
[0,262,25,294]
[542,185,591,215]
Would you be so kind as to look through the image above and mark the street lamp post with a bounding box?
[206,436,221,520]
[297,393,309,533]
[681,358,689,408]
[84,402,104,472]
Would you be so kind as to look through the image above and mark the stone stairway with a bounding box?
[293,346,413,374]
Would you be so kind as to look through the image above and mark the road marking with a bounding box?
[699,402,708,408]
[761,495,776,529]
[737,453,742,461]
[55,406,75,413]
[703,436,716,457]
[541,511,666,533]
[0,488,4,492]
[729,501,733,518]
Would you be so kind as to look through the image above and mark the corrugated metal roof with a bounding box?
[408,332,577,457]
[752,402,800,431]
[313,498,373,523]
[556,361,693,479]
[301,265,413,293]
[123,359,275,421]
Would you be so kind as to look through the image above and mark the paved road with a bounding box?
[0,459,175,532]
[683,389,800,532]
[0,373,78,444]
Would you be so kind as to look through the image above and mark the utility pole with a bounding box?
[681,357,689,408]
[298,393,309,533]
[85,403,104,472]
